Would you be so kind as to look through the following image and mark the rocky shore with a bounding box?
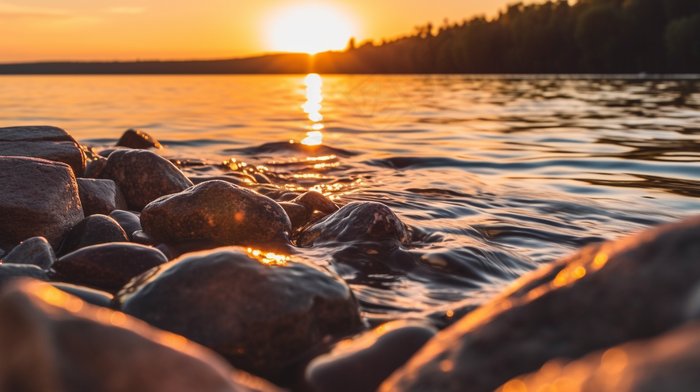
[2,125,700,391]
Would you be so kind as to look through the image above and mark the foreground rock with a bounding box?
[0,265,48,289]
[0,280,281,392]
[297,202,411,247]
[99,150,192,210]
[116,129,162,149]
[115,247,362,380]
[380,216,700,392]
[0,157,84,250]
[1,237,56,270]
[77,178,128,215]
[141,181,291,246]
[0,126,86,176]
[58,215,129,256]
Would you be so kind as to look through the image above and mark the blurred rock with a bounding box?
[99,150,192,210]
[0,264,48,289]
[292,192,338,215]
[84,155,108,178]
[280,202,312,230]
[141,180,291,247]
[77,178,128,216]
[51,282,113,307]
[380,216,700,392]
[0,125,86,176]
[0,280,282,392]
[110,210,142,241]
[132,230,159,246]
[1,237,56,270]
[51,243,168,293]
[115,247,362,380]
[157,239,226,260]
[116,129,162,149]
[0,157,84,250]
[58,215,129,256]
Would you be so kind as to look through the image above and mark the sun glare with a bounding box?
[266,4,356,55]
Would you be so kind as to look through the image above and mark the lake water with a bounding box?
[2,75,700,326]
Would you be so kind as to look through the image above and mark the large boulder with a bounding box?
[99,150,192,210]
[115,247,362,380]
[0,157,84,250]
[0,126,86,176]
[58,215,129,256]
[1,237,56,270]
[0,280,282,392]
[380,216,700,392]
[77,178,128,216]
[141,180,291,246]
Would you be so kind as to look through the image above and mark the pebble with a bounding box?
[57,215,129,256]
[77,178,128,216]
[0,125,86,176]
[109,210,142,241]
[1,237,56,270]
[116,129,162,149]
[292,191,339,214]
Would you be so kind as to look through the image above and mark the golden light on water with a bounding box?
[301,73,324,146]
[247,248,290,266]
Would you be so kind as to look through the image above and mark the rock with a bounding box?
[380,216,700,392]
[305,321,437,392]
[51,282,113,307]
[280,202,312,230]
[0,264,48,289]
[84,156,108,178]
[0,126,86,176]
[77,178,128,216]
[190,176,247,187]
[58,215,129,256]
[297,202,411,247]
[51,243,168,294]
[157,239,226,260]
[141,180,291,247]
[132,230,159,246]
[1,237,56,270]
[0,280,282,392]
[115,247,362,380]
[99,150,193,210]
[292,192,338,215]
[0,157,84,250]
[116,129,162,149]
[110,210,142,241]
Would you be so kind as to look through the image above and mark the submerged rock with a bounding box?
[116,129,162,149]
[0,157,84,250]
[99,150,192,210]
[77,178,128,216]
[297,202,411,247]
[110,210,142,241]
[115,247,362,380]
[1,237,56,270]
[380,216,700,392]
[0,264,48,289]
[0,125,86,176]
[292,192,338,215]
[58,215,129,256]
[141,180,291,246]
[0,280,282,392]
[51,243,168,293]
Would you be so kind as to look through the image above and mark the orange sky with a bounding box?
[0,0,531,62]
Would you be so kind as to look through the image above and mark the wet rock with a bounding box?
[297,202,411,247]
[0,157,84,250]
[116,129,162,149]
[190,176,247,187]
[110,210,142,241]
[0,125,86,176]
[84,155,108,178]
[115,247,362,380]
[141,180,291,246]
[305,321,437,392]
[380,216,700,392]
[157,239,226,260]
[0,280,282,392]
[292,191,338,215]
[77,178,128,216]
[280,202,312,230]
[58,215,129,256]
[99,149,193,210]
[1,237,56,270]
[0,264,48,289]
[51,243,168,293]
[132,230,159,246]
[51,282,113,307]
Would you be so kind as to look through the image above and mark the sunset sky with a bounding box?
[0,0,529,63]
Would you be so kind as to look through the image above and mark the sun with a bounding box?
[266,4,356,55]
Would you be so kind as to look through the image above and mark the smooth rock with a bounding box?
[110,210,142,241]
[292,192,338,214]
[99,149,193,210]
[141,180,291,246]
[0,264,48,289]
[51,282,113,307]
[190,176,247,187]
[0,157,84,250]
[116,129,162,149]
[0,280,282,392]
[305,321,437,392]
[84,156,108,178]
[77,178,128,216]
[297,202,411,247]
[115,247,362,380]
[51,243,168,293]
[58,215,129,256]
[132,230,159,246]
[0,126,86,176]
[380,216,700,392]
[280,202,312,230]
[158,239,226,260]
[1,237,56,270]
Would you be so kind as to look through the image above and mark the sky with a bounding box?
[0,0,528,62]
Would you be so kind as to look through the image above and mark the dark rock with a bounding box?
[109,210,142,241]
[99,150,193,210]
[83,156,108,178]
[280,202,312,230]
[252,172,271,184]
[297,202,411,247]
[292,192,338,214]
[77,178,128,216]
[0,280,282,392]
[51,243,168,293]
[1,237,56,270]
[116,129,162,149]
[141,180,291,246]
[98,148,119,158]
[132,230,159,246]
[58,215,129,256]
[0,157,84,250]
[158,239,226,260]
[0,264,48,289]
[51,282,113,307]
[115,247,362,380]
[0,126,86,176]
[380,216,700,392]
[305,321,437,392]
